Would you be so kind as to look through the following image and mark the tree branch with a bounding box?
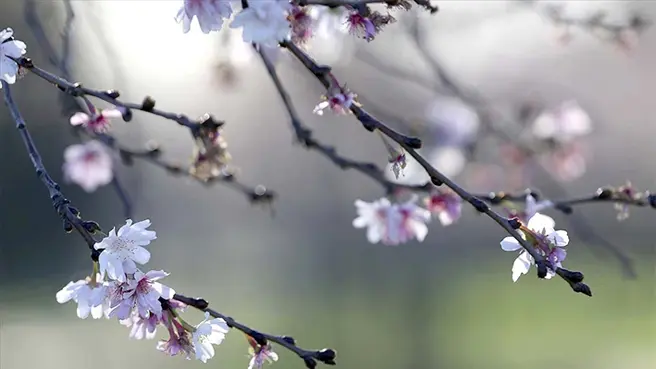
[2,80,333,368]
[279,41,592,296]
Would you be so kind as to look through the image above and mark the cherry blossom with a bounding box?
[424,188,462,226]
[313,86,357,115]
[192,312,230,363]
[56,275,107,319]
[94,219,158,283]
[176,0,233,34]
[345,9,376,41]
[62,140,113,192]
[69,108,124,133]
[108,270,175,320]
[230,0,292,46]
[121,312,160,340]
[532,100,592,142]
[500,213,569,282]
[0,28,27,87]
[247,335,278,369]
[353,196,431,245]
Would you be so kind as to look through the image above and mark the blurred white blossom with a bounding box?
[62,140,113,192]
[230,0,291,46]
[353,196,431,245]
[176,0,233,34]
[532,100,592,142]
[70,108,124,133]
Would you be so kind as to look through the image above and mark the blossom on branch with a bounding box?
[353,196,431,245]
[62,140,113,192]
[230,0,292,46]
[192,311,230,363]
[176,0,233,34]
[0,28,27,87]
[56,275,107,319]
[246,335,278,369]
[69,107,124,133]
[94,219,158,283]
[313,84,357,115]
[500,213,569,282]
[424,188,462,226]
[107,269,175,320]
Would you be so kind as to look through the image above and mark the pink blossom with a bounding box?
[70,108,124,133]
[313,87,357,115]
[424,189,462,226]
[108,270,175,320]
[345,11,376,41]
[62,140,113,192]
[353,196,431,245]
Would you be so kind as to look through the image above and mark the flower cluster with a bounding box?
[56,219,239,364]
[352,189,462,246]
[175,0,405,45]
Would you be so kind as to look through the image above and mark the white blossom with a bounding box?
[532,101,592,142]
[176,0,233,34]
[424,189,462,226]
[69,108,123,133]
[230,0,291,46]
[353,196,431,245]
[192,312,230,363]
[56,276,107,319]
[248,344,278,369]
[108,270,175,320]
[94,219,157,283]
[0,28,27,87]
[500,213,569,282]
[62,140,113,192]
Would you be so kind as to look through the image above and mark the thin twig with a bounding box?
[279,40,592,296]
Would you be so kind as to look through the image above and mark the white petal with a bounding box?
[366,224,382,244]
[500,237,521,251]
[132,246,151,265]
[527,213,555,233]
[511,252,533,282]
[548,230,569,247]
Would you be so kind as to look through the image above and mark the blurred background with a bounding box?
[0,1,654,369]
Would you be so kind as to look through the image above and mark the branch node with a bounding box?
[281,335,296,346]
[141,96,156,112]
[316,348,337,365]
[105,89,120,99]
[470,196,489,213]
[404,136,422,149]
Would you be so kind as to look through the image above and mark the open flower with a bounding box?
[500,213,569,282]
[0,28,27,87]
[176,0,233,34]
[56,275,107,319]
[353,196,431,245]
[94,219,157,283]
[70,108,124,133]
[313,85,357,115]
[246,335,278,369]
[424,189,462,226]
[62,140,113,192]
[121,311,160,340]
[108,270,175,320]
[230,0,292,46]
[192,312,230,363]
